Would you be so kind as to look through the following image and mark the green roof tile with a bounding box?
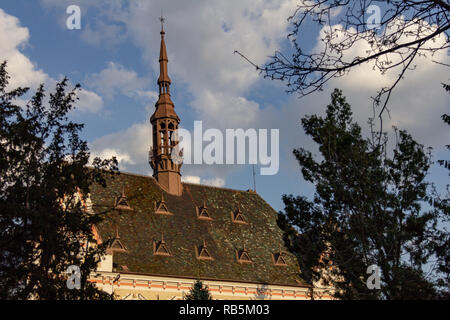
[90,172,308,287]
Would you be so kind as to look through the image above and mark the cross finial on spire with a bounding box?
[159,14,165,33]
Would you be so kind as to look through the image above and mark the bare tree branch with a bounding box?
[237,0,450,142]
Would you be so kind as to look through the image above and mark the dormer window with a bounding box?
[106,227,127,254]
[196,240,213,261]
[114,187,133,211]
[231,204,247,224]
[154,193,173,215]
[196,199,212,220]
[236,244,252,264]
[153,233,171,256]
[273,246,287,266]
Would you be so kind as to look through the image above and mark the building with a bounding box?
[87,21,332,300]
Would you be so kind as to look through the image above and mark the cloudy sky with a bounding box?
[1,0,448,211]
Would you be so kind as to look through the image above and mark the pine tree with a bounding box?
[279,88,448,299]
[0,61,119,299]
[432,83,450,298]
[185,280,212,300]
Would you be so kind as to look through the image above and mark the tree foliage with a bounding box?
[278,88,449,299]
[0,61,119,299]
[438,82,450,170]
[432,83,450,295]
[185,280,212,300]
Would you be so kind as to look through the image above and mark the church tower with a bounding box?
[149,18,182,196]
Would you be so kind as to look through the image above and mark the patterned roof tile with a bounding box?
[90,172,307,287]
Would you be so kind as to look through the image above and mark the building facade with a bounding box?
[87,22,332,300]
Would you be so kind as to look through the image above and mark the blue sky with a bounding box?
[0,0,448,212]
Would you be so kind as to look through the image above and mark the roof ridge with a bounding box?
[113,170,157,180]
[182,181,255,194]
[114,170,258,195]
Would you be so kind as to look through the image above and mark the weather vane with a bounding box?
[159,13,165,32]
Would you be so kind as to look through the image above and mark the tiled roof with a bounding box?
[90,172,307,287]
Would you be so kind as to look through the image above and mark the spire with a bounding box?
[149,16,182,196]
[151,15,178,121]
[158,15,171,92]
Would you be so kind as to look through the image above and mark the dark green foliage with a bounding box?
[185,280,212,300]
[0,61,119,299]
[279,88,449,299]
[438,83,450,170]
[432,83,450,298]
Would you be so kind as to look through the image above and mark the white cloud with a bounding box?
[84,61,158,113]
[80,21,127,47]
[190,90,260,128]
[123,0,299,128]
[0,8,47,90]
[0,9,104,114]
[76,88,104,113]
[85,61,151,100]
[203,177,226,187]
[40,0,298,128]
[89,123,150,173]
[37,1,449,191]
[319,19,450,149]
[181,175,201,184]
[90,148,134,165]
[56,0,301,183]
[314,18,449,93]
[132,90,158,102]
[182,175,226,188]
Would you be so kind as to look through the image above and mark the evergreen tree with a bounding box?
[185,280,212,300]
[279,88,448,299]
[432,83,450,298]
[0,61,119,299]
